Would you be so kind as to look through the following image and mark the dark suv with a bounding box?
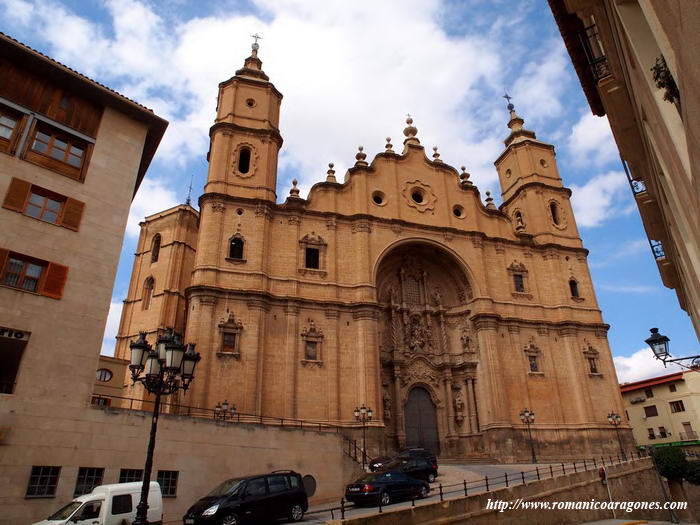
[383,457,438,483]
[183,470,308,525]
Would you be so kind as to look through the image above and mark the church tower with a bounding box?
[496,101,582,249]
[205,39,283,202]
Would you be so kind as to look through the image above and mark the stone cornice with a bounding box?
[500,181,573,209]
[198,192,589,257]
[470,312,610,334]
[209,121,283,147]
[134,239,197,257]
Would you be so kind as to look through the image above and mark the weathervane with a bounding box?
[185,174,193,206]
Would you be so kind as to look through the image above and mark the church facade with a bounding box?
[115,44,631,460]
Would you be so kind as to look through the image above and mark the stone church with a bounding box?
[115,42,631,460]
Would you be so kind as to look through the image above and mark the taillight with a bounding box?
[363,484,374,492]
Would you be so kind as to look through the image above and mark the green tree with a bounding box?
[653,447,700,485]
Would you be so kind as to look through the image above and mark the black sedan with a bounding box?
[345,470,429,507]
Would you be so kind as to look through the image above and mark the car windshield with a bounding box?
[47,502,82,520]
[383,459,405,469]
[207,479,246,497]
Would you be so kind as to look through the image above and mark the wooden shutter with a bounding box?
[0,248,8,275]
[2,177,31,212]
[40,262,69,299]
[60,198,85,231]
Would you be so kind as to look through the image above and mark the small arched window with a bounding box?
[142,277,154,310]
[569,279,579,298]
[151,234,161,263]
[238,147,251,174]
[229,237,244,259]
[550,202,560,225]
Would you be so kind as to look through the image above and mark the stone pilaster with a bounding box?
[283,302,300,418]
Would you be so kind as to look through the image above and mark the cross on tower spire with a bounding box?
[502,92,514,111]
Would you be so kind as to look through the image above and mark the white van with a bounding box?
[33,482,162,525]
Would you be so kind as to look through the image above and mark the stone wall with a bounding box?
[0,401,363,525]
[331,458,700,525]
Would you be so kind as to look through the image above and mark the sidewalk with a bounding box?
[582,520,700,525]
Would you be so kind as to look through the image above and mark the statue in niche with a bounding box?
[383,390,392,420]
[454,392,465,424]
[431,288,443,307]
[305,340,318,360]
[407,314,430,353]
[460,323,476,353]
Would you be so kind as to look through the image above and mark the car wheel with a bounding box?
[289,502,304,522]
[220,514,240,525]
[380,491,391,506]
[427,472,436,483]
[419,485,429,498]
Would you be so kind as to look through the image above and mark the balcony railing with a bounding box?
[581,23,612,82]
[679,431,698,441]
[649,240,665,260]
[621,159,647,195]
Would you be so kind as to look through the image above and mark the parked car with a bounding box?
[368,455,392,472]
[382,457,438,483]
[397,447,438,465]
[33,482,162,525]
[344,470,429,507]
[183,470,308,525]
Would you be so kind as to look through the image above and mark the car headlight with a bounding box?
[202,504,219,516]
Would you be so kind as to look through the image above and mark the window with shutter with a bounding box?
[23,121,92,181]
[0,104,25,155]
[2,178,84,231]
[40,262,69,299]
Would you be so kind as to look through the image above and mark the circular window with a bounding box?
[411,189,425,204]
[245,98,256,108]
[236,208,244,216]
[371,191,386,206]
[453,205,465,218]
[96,369,112,382]
[505,168,512,178]
[540,159,549,168]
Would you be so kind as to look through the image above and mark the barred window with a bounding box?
[157,470,179,497]
[74,467,104,496]
[3,255,45,292]
[513,274,525,293]
[119,469,143,483]
[26,466,61,498]
[404,276,421,304]
[670,400,685,413]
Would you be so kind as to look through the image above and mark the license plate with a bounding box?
[185,519,194,524]
[348,487,360,492]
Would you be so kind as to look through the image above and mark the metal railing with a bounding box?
[305,451,651,521]
[650,239,665,259]
[679,431,698,441]
[621,158,647,195]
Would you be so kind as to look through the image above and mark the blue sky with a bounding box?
[1,0,696,381]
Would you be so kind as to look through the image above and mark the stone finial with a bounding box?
[403,115,420,146]
[355,145,368,167]
[385,137,394,153]
[326,162,337,183]
[485,190,496,209]
[432,146,442,162]
[289,178,301,198]
[459,166,472,186]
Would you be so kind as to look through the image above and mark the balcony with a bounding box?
[650,239,665,260]
[679,431,698,441]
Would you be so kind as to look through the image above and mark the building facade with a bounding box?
[116,43,631,461]
[621,370,700,451]
[548,0,700,338]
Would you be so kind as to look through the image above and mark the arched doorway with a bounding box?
[404,386,440,455]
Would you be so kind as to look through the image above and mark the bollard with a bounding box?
[485,475,489,491]
[536,466,540,480]
[549,465,554,478]
[378,494,383,513]
[521,471,526,485]
[573,461,577,473]
[583,459,587,470]
[331,508,335,519]
[593,457,597,468]
[412,495,415,507]
[601,456,606,466]
[464,480,468,496]
[341,498,345,520]
[562,462,566,475]
[505,472,509,487]
[439,483,444,501]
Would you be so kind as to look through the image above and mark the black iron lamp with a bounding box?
[519,408,537,464]
[645,328,699,367]
[354,404,373,470]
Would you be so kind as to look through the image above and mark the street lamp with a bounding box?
[129,329,200,525]
[354,404,373,470]
[645,328,700,367]
[214,399,236,421]
[607,412,626,460]
[519,409,537,464]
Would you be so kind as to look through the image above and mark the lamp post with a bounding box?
[353,404,373,470]
[645,328,700,367]
[607,412,626,460]
[214,399,236,421]
[129,329,200,525]
[519,409,537,464]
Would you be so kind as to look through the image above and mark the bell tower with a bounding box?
[205,38,283,202]
[496,99,582,247]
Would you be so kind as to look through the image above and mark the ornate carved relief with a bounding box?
[211,202,225,213]
[300,319,324,367]
[351,220,372,233]
[231,142,258,178]
[402,179,437,213]
[218,311,243,359]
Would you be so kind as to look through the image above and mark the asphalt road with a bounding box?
[302,461,562,523]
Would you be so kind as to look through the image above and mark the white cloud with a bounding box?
[615,348,683,384]
[570,170,630,227]
[1,0,578,198]
[100,300,123,356]
[0,0,34,25]
[598,283,658,294]
[567,111,618,167]
[126,177,179,237]
[589,239,648,268]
